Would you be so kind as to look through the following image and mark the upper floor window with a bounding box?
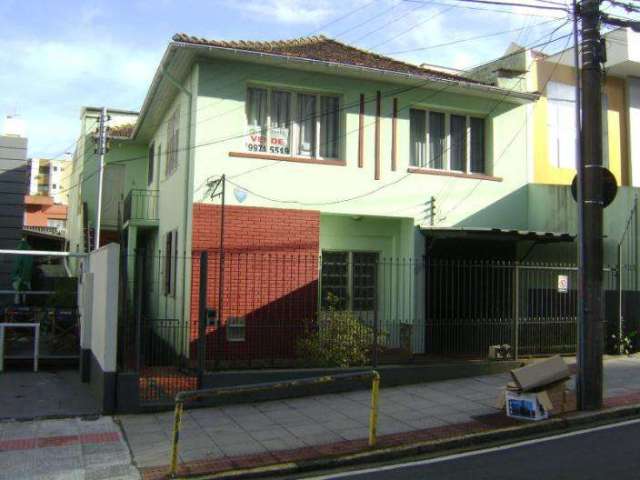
[147,142,155,186]
[410,108,486,174]
[165,107,180,177]
[547,82,576,170]
[245,86,340,160]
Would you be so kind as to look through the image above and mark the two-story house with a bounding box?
[69,34,561,366]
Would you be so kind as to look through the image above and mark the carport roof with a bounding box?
[420,227,574,243]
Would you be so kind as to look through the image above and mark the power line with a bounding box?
[58,23,571,199]
[383,17,561,54]
[439,30,574,219]
[404,0,569,12]
[222,28,573,208]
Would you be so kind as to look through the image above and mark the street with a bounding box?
[306,418,640,480]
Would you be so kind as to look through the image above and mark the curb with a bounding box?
[180,403,640,480]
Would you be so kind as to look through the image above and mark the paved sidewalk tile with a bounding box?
[124,356,640,476]
[0,416,139,480]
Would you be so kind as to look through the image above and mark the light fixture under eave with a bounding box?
[233,187,248,203]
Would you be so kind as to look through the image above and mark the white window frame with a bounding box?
[227,316,246,342]
[245,85,342,161]
[410,107,486,174]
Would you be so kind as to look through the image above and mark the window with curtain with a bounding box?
[320,96,339,159]
[429,112,445,169]
[470,117,485,173]
[297,93,317,157]
[450,114,466,171]
[244,86,340,160]
[270,90,291,154]
[410,109,427,167]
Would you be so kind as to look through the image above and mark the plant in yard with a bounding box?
[296,292,385,367]
[610,330,638,356]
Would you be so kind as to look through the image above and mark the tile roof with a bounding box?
[107,123,135,139]
[172,34,482,84]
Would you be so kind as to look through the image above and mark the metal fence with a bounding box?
[117,248,637,404]
[425,259,619,357]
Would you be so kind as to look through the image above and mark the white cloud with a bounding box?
[232,0,334,25]
[0,38,161,157]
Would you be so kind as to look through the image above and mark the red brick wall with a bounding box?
[190,203,320,367]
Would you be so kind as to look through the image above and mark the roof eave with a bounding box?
[133,41,538,139]
[176,41,538,101]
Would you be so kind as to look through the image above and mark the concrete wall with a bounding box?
[82,242,120,412]
[0,134,28,289]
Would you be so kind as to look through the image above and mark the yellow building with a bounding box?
[471,28,640,187]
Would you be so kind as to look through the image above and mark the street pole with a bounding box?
[94,107,108,251]
[577,0,604,410]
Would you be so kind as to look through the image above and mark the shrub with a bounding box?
[296,293,385,367]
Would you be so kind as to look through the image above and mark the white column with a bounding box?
[627,77,640,186]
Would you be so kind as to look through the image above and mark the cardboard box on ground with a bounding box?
[496,355,571,421]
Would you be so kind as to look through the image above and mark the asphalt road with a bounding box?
[308,418,640,480]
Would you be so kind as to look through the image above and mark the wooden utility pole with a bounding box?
[577,0,604,410]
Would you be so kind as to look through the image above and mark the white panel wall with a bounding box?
[627,77,640,187]
[86,243,119,372]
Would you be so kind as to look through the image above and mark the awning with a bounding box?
[420,227,574,243]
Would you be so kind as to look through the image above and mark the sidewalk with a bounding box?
[0,416,138,480]
[117,357,640,479]
[2,357,640,480]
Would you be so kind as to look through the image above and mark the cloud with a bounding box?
[0,38,161,157]
[231,0,334,25]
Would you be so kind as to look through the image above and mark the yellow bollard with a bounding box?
[368,371,380,448]
[168,401,184,478]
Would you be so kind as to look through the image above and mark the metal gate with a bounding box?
[425,259,617,358]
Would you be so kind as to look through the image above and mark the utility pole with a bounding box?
[577,0,604,411]
[94,107,108,251]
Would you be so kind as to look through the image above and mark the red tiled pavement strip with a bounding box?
[0,431,121,452]
[140,390,640,480]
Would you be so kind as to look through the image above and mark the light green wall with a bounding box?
[191,60,531,228]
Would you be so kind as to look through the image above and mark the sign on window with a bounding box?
[244,127,290,155]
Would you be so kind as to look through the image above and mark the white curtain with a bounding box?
[247,87,268,129]
[271,90,291,150]
[320,96,339,158]
[429,112,445,169]
[297,93,316,157]
[450,114,466,171]
[410,109,426,167]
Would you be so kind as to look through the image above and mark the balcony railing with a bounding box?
[124,189,159,224]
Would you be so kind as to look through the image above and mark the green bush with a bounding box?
[297,293,384,367]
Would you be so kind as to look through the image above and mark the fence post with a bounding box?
[512,262,519,361]
[368,371,380,447]
[168,400,184,478]
[135,249,144,372]
[372,260,379,369]
[617,244,623,354]
[198,251,208,385]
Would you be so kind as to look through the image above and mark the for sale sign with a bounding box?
[245,127,290,155]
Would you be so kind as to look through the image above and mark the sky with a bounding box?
[0,0,624,158]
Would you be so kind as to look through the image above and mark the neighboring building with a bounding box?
[469,28,640,266]
[66,107,146,254]
[69,34,554,361]
[23,156,71,239]
[28,156,72,204]
[0,115,29,289]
